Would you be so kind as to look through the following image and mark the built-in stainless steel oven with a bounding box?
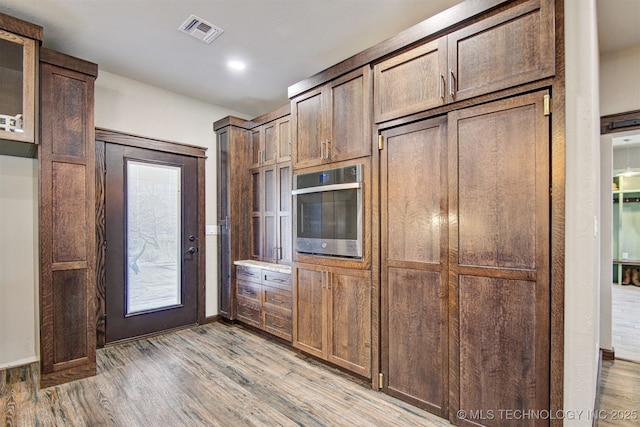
[292,164,363,258]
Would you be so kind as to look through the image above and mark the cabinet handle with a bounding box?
[449,69,455,98]
[320,140,326,160]
[241,311,254,317]
[439,73,445,99]
[270,322,284,329]
[270,298,284,304]
[242,290,255,296]
[325,140,331,159]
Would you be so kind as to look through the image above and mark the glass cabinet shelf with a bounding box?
[0,26,37,144]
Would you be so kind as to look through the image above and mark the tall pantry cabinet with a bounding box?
[39,48,98,387]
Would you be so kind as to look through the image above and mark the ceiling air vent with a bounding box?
[178,15,224,44]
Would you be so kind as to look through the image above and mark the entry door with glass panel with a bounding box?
[105,144,198,343]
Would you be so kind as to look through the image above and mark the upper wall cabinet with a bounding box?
[292,66,371,169]
[0,13,42,145]
[373,0,555,123]
[251,115,292,168]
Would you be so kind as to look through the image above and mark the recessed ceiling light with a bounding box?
[228,60,246,71]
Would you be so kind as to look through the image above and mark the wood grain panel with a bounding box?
[328,270,371,376]
[51,73,86,158]
[277,116,292,161]
[263,120,277,165]
[95,140,106,348]
[292,89,323,168]
[386,124,443,264]
[330,73,364,159]
[293,265,324,358]
[53,269,88,364]
[449,0,555,102]
[387,267,446,413]
[458,276,546,426]
[52,162,87,262]
[374,38,447,122]
[457,104,537,269]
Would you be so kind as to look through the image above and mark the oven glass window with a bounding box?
[297,188,358,240]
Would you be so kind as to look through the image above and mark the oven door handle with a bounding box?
[291,182,362,195]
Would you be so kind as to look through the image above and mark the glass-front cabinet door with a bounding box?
[0,28,36,143]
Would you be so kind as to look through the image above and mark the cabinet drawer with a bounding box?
[237,300,262,328]
[263,270,291,291]
[237,280,261,304]
[264,311,292,342]
[237,265,261,284]
[263,285,292,315]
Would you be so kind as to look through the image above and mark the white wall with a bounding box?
[599,45,640,116]
[94,70,251,318]
[0,155,38,369]
[564,0,601,424]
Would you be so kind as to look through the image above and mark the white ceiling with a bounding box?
[1,0,639,118]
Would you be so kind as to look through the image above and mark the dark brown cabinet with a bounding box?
[291,66,371,169]
[0,13,41,149]
[373,0,555,123]
[250,115,292,265]
[294,263,371,378]
[39,48,98,388]
[235,262,293,341]
[215,119,252,320]
[379,117,449,417]
[448,91,550,427]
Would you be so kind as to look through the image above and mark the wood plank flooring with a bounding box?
[1,322,453,426]
[612,283,640,362]
[598,359,640,427]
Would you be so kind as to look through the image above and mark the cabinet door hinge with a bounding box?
[378,372,384,389]
[544,94,552,116]
[378,135,384,150]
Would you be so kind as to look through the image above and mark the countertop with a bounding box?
[233,259,291,274]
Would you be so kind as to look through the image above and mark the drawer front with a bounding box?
[237,280,261,304]
[237,265,261,284]
[262,270,291,291]
[237,300,262,328]
[264,311,292,342]
[262,285,292,316]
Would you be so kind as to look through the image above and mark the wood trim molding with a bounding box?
[0,12,43,41]
[213,116,252,131]
[601,348,615,361]
[205,315,221,324]
[248,104,291,128]
[95,128,207,158]
[40,47,98,77]
[600,109,640,135]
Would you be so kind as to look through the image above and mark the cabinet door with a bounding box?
[0,29,36,144]
[291,87,324,169]
[448,0,554,103]
[276,162,292,264]
[217,128,233,317]
[263,120,278,166]
[293,265,325,358]
[327,268,371,377]
[326,66,371,163]
[250,126,262,168]
[380,117,448,416]
[250,168,263,260]
[263,165,277,262]
[448,91,549,426]
[373,38,447,123]
[277,115,292,162]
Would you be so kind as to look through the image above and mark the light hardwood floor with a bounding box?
[612,283,640,362]
[1,322,453,426]
[598,359,640,427]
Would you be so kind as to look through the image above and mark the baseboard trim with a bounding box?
[601,348,615,360]
[203,314,220,324]
[0,361,39,391]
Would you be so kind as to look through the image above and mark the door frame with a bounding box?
[95,128,207,347]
